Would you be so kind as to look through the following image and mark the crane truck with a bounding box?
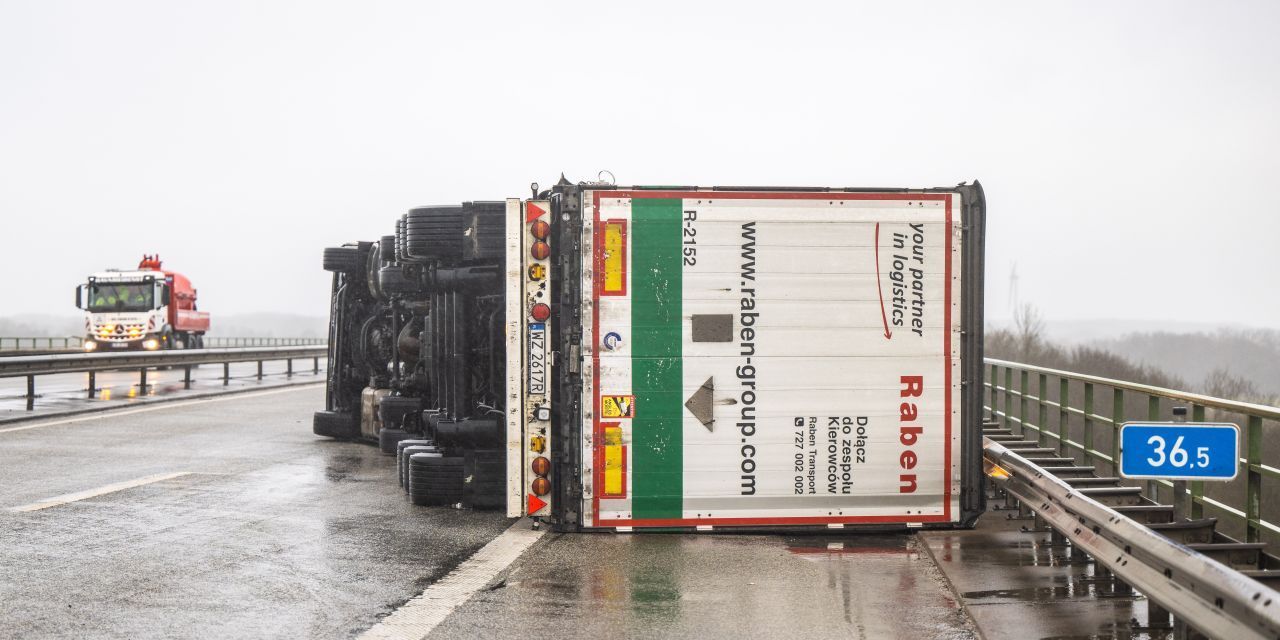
[315,178,986,532]
[75,255,211,351]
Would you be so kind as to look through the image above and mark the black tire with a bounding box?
[313,411,360,439]
[323,246,362,273]
[467,449,506,510]
[398,443,436,488]
[462,201,506,262]
[379,428,409,455]
[404,206,464,262]
[409,455,464,506]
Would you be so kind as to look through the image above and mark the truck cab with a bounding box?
[76,255,210,351]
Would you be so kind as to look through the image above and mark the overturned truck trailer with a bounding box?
[315,179,987,531]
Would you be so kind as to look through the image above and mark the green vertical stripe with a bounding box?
[630,198,683,519]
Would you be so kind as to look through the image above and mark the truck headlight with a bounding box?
[142,339,160,351]
[83,341,97,352]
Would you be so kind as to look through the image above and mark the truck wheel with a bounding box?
[404,206,464,262]
[313,411,360,439]
[323,246,362,273]
[398,443,436,488]
[379,428,409,455]
[408,455,464,506]
[467,449,506,510]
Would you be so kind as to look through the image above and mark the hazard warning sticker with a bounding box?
[600,395,635,418]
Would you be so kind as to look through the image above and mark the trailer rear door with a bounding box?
[579,189,969,529]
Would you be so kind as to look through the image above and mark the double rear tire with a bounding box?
[408,455,464,506]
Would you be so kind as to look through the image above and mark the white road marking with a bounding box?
[359,519,545,640]
[0,383,321,434]
[9,472,193,512]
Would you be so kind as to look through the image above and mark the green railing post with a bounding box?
[1004,367,1013,431]
[1147,396,1160,501]
[1112,388,1124,478]
[1019,369,1029,438]
[989,363,998,421]
[1247,415,1263,542]
[1037,373,1048,447]
[1190,404,1205,519]
[1059,378,1070,457]
[1083,383,1094,466]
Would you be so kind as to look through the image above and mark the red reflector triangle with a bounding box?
[527,493,548,514]
[526,202,546,223]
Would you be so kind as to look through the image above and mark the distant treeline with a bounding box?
[987,306,1279,406]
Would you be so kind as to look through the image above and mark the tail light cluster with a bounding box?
[524,200,553,515]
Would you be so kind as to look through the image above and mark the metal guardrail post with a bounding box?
[1112,388,1124,477]
[1019,369,1029,438]
[313,357,319,374]
[286,358,293,378]
[1147,396,1161,500]
[1003,366,1012,430]
[184,365,192,390]
[1191,404,1206,519]
[88,371,96,398]
[223,363,230,386]
[26,375,34,410]
[1248,415,1263,543]
[257,361,263,380]
[139,367,147,393]
[1058,378,1069,457]
[1037,373,1048,447]
[1083,383,1094,466]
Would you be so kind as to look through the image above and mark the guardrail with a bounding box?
[985,357,1280,547]
[0,346,328,410]
[0,336,86,350]
[0,336,326,351]
[984,437,1280,639]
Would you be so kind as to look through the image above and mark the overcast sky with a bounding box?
[1,1,1277,330]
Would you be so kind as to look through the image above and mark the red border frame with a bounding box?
[589,190,954,528]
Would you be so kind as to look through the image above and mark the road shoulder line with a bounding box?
[358,518,544,640]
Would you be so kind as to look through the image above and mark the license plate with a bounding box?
[111,342,129,348]
[528,323,546,395]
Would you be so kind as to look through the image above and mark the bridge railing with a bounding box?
[0,336,326,351]
[0,336,85,350]
[985,357,1280,546]
[0,346,328,411]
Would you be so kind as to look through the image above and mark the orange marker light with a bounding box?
[532,477,551,496]
[532,456,551,476]
[530,219,550,239]
[531,241,550,260]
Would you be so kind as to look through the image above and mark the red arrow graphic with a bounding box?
[875,223,892,340]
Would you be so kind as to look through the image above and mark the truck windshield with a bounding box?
[86,282,154,313]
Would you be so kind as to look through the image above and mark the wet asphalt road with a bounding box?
[1,386,980,639]
[0,386,512,639]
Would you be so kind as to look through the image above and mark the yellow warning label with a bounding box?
[601,395,635,418]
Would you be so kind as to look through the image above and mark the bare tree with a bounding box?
[1012,303,1045,361]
